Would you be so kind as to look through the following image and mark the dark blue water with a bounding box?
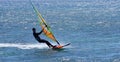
[0,0,120,62]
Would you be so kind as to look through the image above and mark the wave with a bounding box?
[0,43,72,49]
[0,43,48,49]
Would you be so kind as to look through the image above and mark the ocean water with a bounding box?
[0,0,120,62]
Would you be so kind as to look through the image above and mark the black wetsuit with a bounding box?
[33,29,53,48]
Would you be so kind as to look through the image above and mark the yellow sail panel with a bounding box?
[41,25,57,41]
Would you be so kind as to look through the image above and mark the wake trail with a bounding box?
[0,43,48,49]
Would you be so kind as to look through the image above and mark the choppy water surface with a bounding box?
[0,0,120,62]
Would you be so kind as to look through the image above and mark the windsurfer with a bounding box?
[32,28,54,48]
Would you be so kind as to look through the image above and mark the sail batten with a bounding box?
[30,1,60,45]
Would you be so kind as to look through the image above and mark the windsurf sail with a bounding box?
[30,1,60,45]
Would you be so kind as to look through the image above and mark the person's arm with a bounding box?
[37,30,42,35]
[37,28,44,35]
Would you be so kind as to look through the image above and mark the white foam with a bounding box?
[0,43,48,49]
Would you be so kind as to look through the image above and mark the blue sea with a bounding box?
[0,0,120,62]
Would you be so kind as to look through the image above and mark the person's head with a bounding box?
[32,28,36,32]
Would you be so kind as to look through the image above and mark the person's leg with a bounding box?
[40,39,53,48]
